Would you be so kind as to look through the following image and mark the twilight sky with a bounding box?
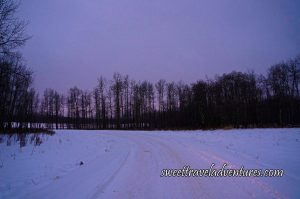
[19,0,300,93]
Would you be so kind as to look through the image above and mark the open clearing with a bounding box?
[0,129,300,199]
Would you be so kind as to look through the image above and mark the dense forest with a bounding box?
[1,0,300,132]
[1,54,300,131]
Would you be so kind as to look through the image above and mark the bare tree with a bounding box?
[0,0,30,54]
[0,54,32,130]
[289,55,300,97]
[155,79,166,128]
[67,87,81,129]
[112,73,123,128]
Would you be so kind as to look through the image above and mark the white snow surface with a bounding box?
[0,129,300,199]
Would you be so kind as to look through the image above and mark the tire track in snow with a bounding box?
[96,133,212,199]
[90,139,132,199]
[144,135,211,199]
[179,140,286,199]
[126,133,213,199]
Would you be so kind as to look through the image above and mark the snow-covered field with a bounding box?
[0,129,299,199]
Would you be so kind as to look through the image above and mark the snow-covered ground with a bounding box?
[0,129,299,199]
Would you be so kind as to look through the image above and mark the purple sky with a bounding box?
[19,0,300,93]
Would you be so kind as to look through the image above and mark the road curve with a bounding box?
[23,130,287,199]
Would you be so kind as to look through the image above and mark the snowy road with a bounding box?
[1,129,300,199]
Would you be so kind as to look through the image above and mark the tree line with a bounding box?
[1,0,300,132]
[1,54,300,131]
